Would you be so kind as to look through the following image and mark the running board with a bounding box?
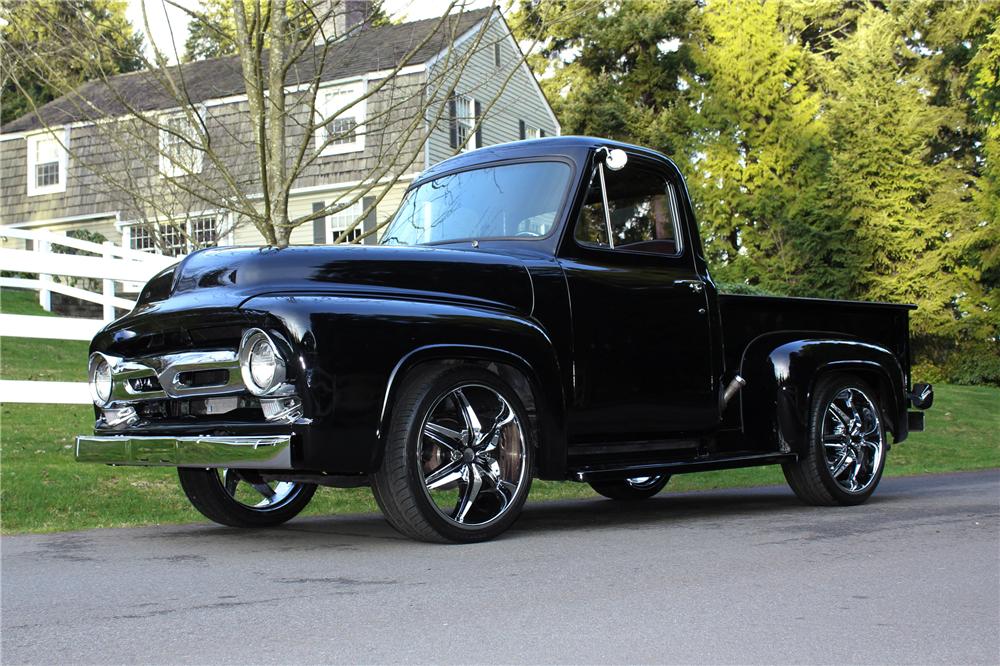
[571,452,796,482]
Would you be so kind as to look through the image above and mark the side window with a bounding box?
[574,164,682,256]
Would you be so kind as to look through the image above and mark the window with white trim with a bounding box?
[159,224,185,256]
[125,215,220,255]
[316,83,366,155]
[159,111,204,177]
[450,94,479,152]
[26,131,69,196]
[328,201,364,243]
[129,224,155,252]
[191,216,218,247]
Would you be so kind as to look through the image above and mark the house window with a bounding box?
[159,225,186,256]
[159,111,203,177]
[191,216,217,247]
[129,224,156,252]
[494,42,502,67]
[449,94,480,152]
[317,83,366,155]
[125,215,220,255]
[328,201,364,243]
[26,131,68,197]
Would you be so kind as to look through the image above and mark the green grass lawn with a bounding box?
[1,288,90,382]
[2,288,997,533]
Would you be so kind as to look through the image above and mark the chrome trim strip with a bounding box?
[105,350,244,403]
[75,434,292,469]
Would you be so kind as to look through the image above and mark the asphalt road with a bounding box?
[2,470,998,665]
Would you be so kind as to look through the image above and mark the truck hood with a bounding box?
[132,244,535,316]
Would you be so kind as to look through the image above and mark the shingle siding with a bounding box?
[1,71,426,227]
[1,9,555,249]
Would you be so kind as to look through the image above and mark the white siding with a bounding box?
[231,180,412,246]
[425,12,559,168]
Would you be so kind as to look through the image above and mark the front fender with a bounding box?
[739,335,908,452]
[240,294,566,475]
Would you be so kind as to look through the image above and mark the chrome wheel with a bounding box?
[821,387,884,494]
[625,475,665,489]
[417,383,528,527]
[216,469,303,511]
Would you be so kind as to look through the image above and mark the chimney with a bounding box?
[314,0,374,44]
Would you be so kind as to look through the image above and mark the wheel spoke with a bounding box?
[491,474,514,514]
[476,402,514,452]
[847,458,863,490]
[829,402,852,429]
[424,422,464,452]
[455,464,483,523]
[845,391,862,424]
[425,459,465,490]
[223,468,240,497]
[861,416,879,437]
[860,438,880,451]
[830,452,854,478]
[250,481,276,502]
[453,389,482,441]
[823,433,848,448]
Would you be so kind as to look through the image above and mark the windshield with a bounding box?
[380,161,572,246]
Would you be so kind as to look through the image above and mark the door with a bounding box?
[560,158,718,443]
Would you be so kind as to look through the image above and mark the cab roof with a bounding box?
[413,136,678,188]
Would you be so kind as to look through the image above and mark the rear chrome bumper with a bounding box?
[75,434,292,469]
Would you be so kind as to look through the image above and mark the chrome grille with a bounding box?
[102,350,245,403]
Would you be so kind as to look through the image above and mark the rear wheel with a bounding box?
[177,468,316,527]
[783,375,887,506]
[589,475,670,501]
[371,366,534,543]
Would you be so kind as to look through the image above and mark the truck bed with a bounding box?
[718,293,915,383]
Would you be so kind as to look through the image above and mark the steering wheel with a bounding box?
[515,231,541,237]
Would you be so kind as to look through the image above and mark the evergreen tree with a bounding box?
[685,0,842,296]
[513,0,998,383]
[184,0,240,61]
[183,0,390,62]
[512,0,697,153]
[0,0,145,125]
[822,5,997,380]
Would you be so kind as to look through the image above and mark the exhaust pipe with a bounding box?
[721,375,746,410]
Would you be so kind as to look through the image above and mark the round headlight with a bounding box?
[88,353,113,406]
[239,329,286,396]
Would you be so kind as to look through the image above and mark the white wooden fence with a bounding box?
[0,226,180,404]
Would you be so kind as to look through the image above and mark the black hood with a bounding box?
[134,244,534,315]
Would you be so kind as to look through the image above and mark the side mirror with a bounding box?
[603,148,628,171]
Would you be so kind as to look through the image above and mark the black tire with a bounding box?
[177,467,317,527]
[371,365,534,543]
[589,475,670,501]
[782,374,887,506]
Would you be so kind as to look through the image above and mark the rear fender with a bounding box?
[739,335,907,452]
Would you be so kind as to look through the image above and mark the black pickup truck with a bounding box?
[76,137,934,542]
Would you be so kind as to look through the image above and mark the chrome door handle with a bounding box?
[673,279,704,293]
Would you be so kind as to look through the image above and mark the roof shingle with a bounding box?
[1,8,491,134]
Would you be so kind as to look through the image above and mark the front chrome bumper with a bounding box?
[75,434,292,469]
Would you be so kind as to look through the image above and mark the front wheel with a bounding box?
[782,375,887,506]
[177,468,317,527]
[371,366,534,543]
[589,475,670,501]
